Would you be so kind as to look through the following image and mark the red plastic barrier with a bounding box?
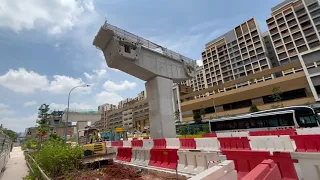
[149,148,178,170]
[241,159,282,180]
[179,138,196,149]
[153,139,166,149]
[111,141,123,147]
[143,137,150,139]
[131,140,143,148]
[222,150,298,179]
[202,133,217,137]
[116,147,132,162]
[249,129,296,136]
[132,138,138,141]
[218,137,251,150]
[290,134,320,152]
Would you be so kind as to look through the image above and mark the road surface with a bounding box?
[1,146,29,180]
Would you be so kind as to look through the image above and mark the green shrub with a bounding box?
[34,139,83,177]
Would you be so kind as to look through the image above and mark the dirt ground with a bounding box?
[54,164,181,180]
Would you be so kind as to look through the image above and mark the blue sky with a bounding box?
[0,0,282,132]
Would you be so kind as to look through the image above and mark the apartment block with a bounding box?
[181,66,208,98]
[96,103,118,130]
[266,0,320,75]
[202,18,273,93]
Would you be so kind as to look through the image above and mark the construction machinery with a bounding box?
[100,128,127,141]
[78,127,115,165]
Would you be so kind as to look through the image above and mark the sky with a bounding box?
[0,0,283,132]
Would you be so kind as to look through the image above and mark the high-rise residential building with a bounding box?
[266,0,320,75]
[96,103,118,130]
[181,66,208,98]
[202,18,273,93]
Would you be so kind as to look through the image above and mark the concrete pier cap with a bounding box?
[93,22,196,138]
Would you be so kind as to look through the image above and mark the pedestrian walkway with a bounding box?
[1,146,29,180]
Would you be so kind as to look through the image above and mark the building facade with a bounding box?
[266,0,320,75]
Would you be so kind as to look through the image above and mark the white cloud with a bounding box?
[50,102,95,111]
[0,0,95,34]
[84,69,107,81]
[0,113,37,132]
[45,75,90,94]
[0,68,49,93]
[196,60,203,66]
[0,103,15,116]
[95,91,123,105]
[24,101,37,107]
[0,68,90,94]
[103,80,137,91]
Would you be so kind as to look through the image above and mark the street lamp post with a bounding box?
[65,85,90,141]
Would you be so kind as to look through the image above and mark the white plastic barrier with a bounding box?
[166,138,180,149]
[216,132,233,137]
[249,135,295,152]
[177,150,220,175]
[188,160,237,180]
[195,138,220,151]
[106,147,117,154]
[231,131,249,137]
[131,148,150,166]
[291,152,320,180]
[123,140,131,147]
[128,138,133,141]
[105,141,112,147]
[142,139,154,149]
[296,127,320,135]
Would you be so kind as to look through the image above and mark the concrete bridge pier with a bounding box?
[146,76,176,138]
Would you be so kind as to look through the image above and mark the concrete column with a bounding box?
[145,76,176,138]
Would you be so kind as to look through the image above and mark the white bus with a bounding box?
[205,106,319,132]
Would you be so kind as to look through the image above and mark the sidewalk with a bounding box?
[2,146,29,180]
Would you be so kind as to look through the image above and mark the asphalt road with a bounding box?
[1,146,29,180]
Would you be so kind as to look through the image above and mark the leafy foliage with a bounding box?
[174,110,180,121]
[193,112,202,124]
[36,104,50,135]
[177,124,209,136]
[249,104,260,113]
[22,138,39,150]
[34,136,83,177]
[1,128,17,142]
[271,86,283,108]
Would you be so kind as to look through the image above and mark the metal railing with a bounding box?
[25,153,51,180]
[102,22,196,65]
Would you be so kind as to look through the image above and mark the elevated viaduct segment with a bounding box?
[93,22,196,138]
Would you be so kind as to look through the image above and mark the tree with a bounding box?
[1,128,17,142]
[193,112,202,124]
[36,104,50,144]
[249,104,260,113]
[199,107,206,119]
[174,110,180,122]
[271,86,283,108]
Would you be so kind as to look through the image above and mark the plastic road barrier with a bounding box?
[111,141,123,147]
[179,138,196,149]
[153,139,166,149]
[218,137,251,150]
[177,150,220,174]
[290,135,320,152]
[195,138,220,151]
[222,150,298,179]
[249,135,295,152]
[188,160,237,180]
[166,138,180,149]
[149,148,178,170]
[131,148,150,166]
[116,147,132,162]
[291,152,320,180]
[241,159,282,180]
